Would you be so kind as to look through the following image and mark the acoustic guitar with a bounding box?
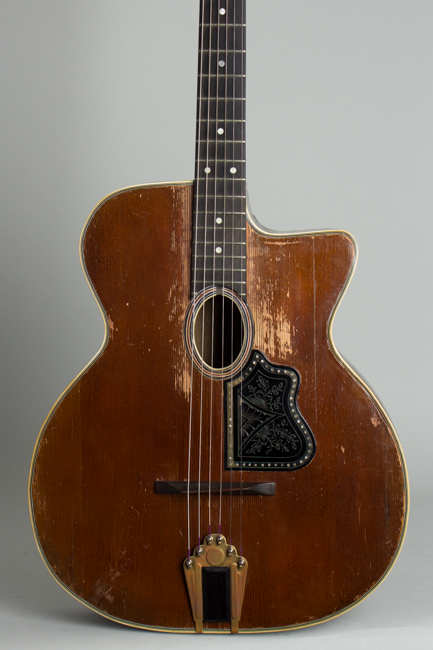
[29,0,408,634]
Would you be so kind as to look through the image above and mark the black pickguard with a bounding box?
[225,351,315,471]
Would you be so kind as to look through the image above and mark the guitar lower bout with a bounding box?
[29,182,408,633]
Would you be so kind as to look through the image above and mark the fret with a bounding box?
[196,178,246,182]
[193,279,246,295]
[204,49,246,53]
[193,254,248,260]
[196,115,246,124]
[197,99,245,113]
[196,158,246,162]
[196,142,246,157]
[195,172,246,180]
[196,165,246,170]
[194,209,246,216]
[196,197,246,213]
[195,178,247,187]
[198,74,246,78]
[197,152,245,159]
[194,261,247,266]
[194,213,246,216]
[197,147,246,161]
[201,24,246,27]
[198,98,245,102]
[193,244,246,258]
[196,122,245,135]
[195,170,246,177]
[196,122,245,142]
[194,226,246,234]
[195,233,247,239]
[193,267,247,273]
[197,100,244,122]
[195,224,246,228]
[193,266,247,271]
[195,245,247,251]
[200,26,245,52]
[196,195,246,199]
[195,171,246,177]
[195,183,246,197]
[198,140,246,143]
[194,215,246,228]
[193,266,247,274]
[193,261,246,271]
[195,183,246,194]
[193,280,246,287]
[193,279,246,291]
[193,229,247,239]
[194,227,247,236]
[196,119,246,123]
[193,270,246,276]
[196,170,246,175]
[200,0,244,21]
[195,240,246,245]
[198,76,245,90]
[198,78,245,99]
[194,217,247,224]
[194,256,248,262]
[195,181,246,190]
[198,47,246,53]
[198,53,245,76]
[198,50,246,61]
[193,246,247,254]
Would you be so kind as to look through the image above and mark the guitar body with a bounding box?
[30,182,408,632]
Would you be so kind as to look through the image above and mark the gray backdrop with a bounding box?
[1,1,432,648]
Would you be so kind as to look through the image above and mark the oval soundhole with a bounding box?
[193,295,244,370]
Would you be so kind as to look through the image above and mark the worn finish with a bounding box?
[30,182,408,632]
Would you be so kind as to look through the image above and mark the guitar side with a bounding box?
[29,181,408,632]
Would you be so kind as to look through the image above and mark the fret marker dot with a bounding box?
[218,60,225,67]
[217,128,224,135]
[219,8,226,15]
[216,217,223,224]
[230,167,237,174]
[216,247,222,254]
[204,167,211,174]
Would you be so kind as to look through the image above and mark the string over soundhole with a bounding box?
[185,287,253,379]
[194,293,243,368]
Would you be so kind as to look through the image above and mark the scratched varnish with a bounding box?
[30,184,407,631]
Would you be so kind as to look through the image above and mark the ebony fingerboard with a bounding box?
[192,0,247,299]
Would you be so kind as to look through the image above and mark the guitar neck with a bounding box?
[192,0,247,299]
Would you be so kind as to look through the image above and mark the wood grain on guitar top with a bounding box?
[30,183,407,631]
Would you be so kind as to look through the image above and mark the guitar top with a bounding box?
[29,0,408,634]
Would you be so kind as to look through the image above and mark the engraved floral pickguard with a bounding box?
[226,351,315,471]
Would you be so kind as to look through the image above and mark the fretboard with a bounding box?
[192,0,246,299]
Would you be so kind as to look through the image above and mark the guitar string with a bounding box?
[218,0,229,537]
[228,0,233,548]
[208,0,222,538]
[239,0,245,558]
[187,0,207,560]
[236,0,246,556]
[197,0,216,549]
[229,0,239,550]
[233,0,242,557]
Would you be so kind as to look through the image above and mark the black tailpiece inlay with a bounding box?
[202,567,231,623]
[226,350,316,471]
